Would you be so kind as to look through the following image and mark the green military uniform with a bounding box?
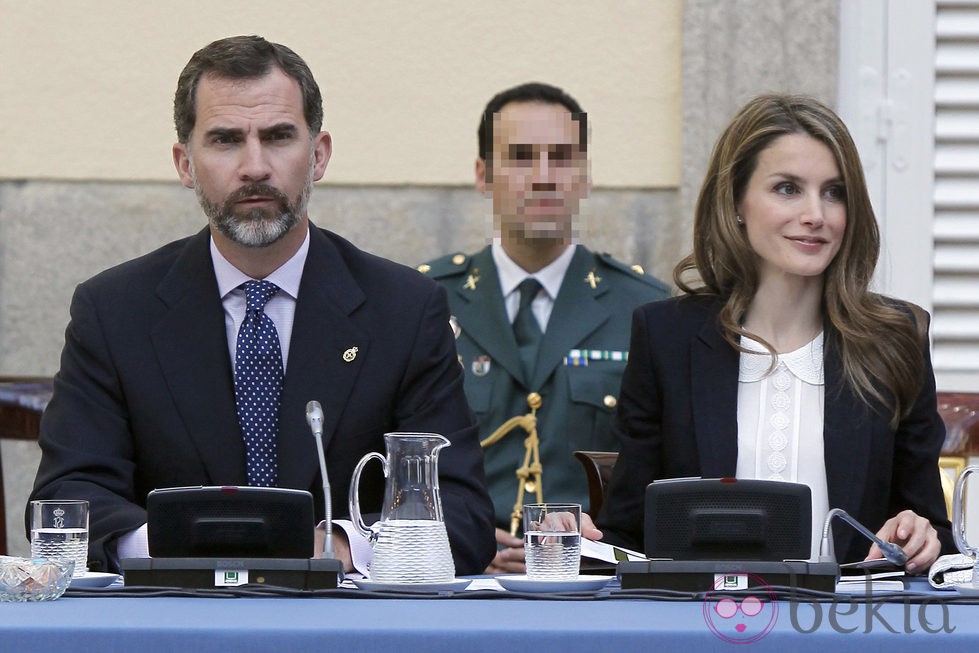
[419,244,669,529]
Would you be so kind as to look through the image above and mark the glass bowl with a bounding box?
[0,556,74,602]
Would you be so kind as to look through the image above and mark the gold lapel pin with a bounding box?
[584,269,602,289]
[342,346,359,363]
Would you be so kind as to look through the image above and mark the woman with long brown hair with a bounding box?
[596,94,953,570]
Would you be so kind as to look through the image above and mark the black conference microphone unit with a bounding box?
[616,478,840,592]
[120,402,344,590]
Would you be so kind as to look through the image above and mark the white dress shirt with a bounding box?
[736,332,829,560]
[212,229,309,372]
[491,242,576,331]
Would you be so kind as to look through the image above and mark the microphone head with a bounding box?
[879,541,909,566]
[825,507,910,567]
[305,400,324,430]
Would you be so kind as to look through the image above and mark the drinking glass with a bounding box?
[523,503,581,580]
[30,500,89,579]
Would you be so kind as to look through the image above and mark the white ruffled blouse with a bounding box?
[736,332,829,559]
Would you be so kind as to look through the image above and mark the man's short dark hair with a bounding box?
[174,35,323,144]
[477,82,587,161]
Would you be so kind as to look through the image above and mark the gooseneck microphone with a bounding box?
[818,508,909,566]
[305,400,334,559]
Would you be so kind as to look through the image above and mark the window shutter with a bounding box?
[933,0,979,389]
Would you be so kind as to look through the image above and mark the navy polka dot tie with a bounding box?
[234,280,283,487]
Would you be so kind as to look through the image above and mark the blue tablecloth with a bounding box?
[1,584,977,653]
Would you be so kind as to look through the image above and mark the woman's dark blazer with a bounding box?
[597,294,954,564]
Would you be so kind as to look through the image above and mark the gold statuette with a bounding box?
[480,393,544,536]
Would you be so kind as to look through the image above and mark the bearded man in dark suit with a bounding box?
[29,35,495,575]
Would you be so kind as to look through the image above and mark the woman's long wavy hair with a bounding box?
[674,94,923,428]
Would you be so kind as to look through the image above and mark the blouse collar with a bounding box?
[738,332,825,385]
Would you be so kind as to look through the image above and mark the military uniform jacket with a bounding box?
[421,245,669,527]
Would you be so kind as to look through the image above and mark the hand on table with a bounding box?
[581,512,603,541]
[484,528,526,575]
[865,509,940,574]
[483,512,604,575]
[314,526,354,573]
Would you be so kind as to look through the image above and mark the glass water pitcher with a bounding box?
[348,432,455,583]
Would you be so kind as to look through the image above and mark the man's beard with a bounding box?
[193,165,313,248]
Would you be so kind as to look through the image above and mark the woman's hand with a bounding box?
[865,509,940,574]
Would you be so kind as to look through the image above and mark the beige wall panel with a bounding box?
[0,0,680,188]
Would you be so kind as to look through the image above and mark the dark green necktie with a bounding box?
[513,278,543,380]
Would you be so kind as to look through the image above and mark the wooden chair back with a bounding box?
[0,377,52,555]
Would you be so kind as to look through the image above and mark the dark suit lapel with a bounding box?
[822,335,869,516]
[151,228,246,484]
[277,226,368,490]
[690,309,740,477]
[450,247,527,384]
[530,246,609,389]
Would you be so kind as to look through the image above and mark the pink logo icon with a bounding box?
[702,573,779,644]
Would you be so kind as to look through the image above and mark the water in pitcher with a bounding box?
[368,519,455,583]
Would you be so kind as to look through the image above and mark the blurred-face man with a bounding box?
[477,101,589,266]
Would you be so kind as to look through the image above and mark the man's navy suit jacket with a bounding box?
[30,225,496,574]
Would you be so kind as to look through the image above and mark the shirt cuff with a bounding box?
[116,523,150,559]
[327,519,373,577]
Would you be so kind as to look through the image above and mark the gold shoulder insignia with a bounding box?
[584,269,602,289]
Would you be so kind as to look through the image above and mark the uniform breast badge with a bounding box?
[471,355,491,376]
[564,349,628,366]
